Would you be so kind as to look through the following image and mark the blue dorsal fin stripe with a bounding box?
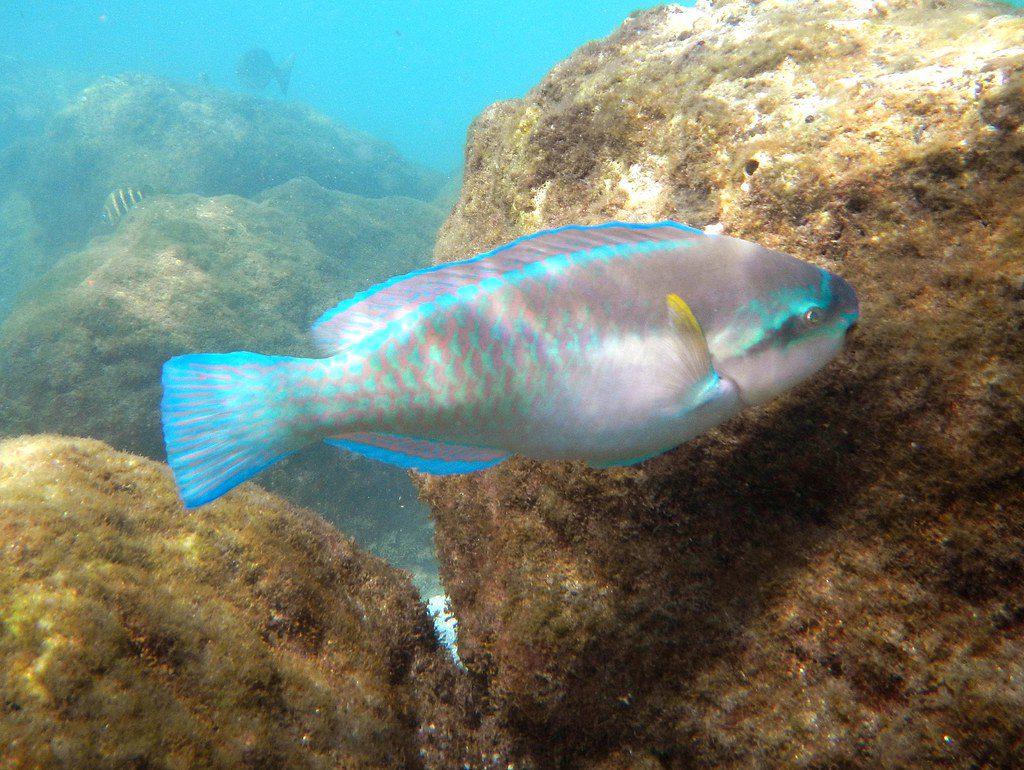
[324,433,509,474]
[311,221,706,356]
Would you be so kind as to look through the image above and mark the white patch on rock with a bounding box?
[662,5,702,37]
[617,161,665,214]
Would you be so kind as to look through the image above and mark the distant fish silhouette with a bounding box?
[102,187,145,222]
[235,48,295,95]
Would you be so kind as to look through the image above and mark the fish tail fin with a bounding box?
[277,54,296,94]
[161,352,309,507]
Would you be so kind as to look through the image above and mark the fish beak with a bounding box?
[829,272,860,334]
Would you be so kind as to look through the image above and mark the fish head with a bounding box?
[706,252,859,407]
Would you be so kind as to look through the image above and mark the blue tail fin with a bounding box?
[160,352,302,507]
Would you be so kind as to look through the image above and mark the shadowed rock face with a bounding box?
[419,1,1024,767]
[0,435,455,769]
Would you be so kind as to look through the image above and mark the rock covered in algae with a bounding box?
[419,1,1024,767]
[0,435,452,769]
[0,177,442,459]
[0,73,443,253]
[0,178,446,591]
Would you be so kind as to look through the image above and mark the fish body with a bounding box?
[102,187,144,222]
[162,222,858,507]
[235,48,295,94]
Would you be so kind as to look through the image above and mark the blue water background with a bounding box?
[4,0,1024,170]
[0,1,680,172]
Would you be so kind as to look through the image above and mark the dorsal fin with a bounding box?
[310,221,705,356]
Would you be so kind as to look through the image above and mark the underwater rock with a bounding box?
[0,178,441,459]
[0,192,47,320]
[0,57,87,151]
[0,73,443,254]
[420,1,1024,767]
[0,180,446,590]
[0,434,451,769]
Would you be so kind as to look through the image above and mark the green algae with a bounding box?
[0,435,451,769]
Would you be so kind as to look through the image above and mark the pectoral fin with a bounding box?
[667,293,714,386]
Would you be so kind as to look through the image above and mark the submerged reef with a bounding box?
[0,435,459,769]
[0,178,446,589]
[420,0,1024,767]
[0,73,443,256]
[0,178,442,458]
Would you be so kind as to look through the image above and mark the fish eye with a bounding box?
[803,306,824,326]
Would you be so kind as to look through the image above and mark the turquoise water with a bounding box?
[0,1,664,171]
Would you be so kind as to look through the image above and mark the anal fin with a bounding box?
[589,451,665,469]
[325,432,508,474]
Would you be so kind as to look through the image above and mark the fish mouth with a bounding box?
[830,273,860,329]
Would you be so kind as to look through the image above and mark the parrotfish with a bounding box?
[161,222,858,507]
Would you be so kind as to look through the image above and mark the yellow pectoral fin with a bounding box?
[667,293,703,339]
[666,293,713,385]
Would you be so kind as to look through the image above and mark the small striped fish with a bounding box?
[162,222,858,507]
[102,187,145,222]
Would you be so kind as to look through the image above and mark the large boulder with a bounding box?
[0,179,446,590]
[0,73,443,254]
[419,1,1024,767]
[0,177,441,458]
[0,435,456,769]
